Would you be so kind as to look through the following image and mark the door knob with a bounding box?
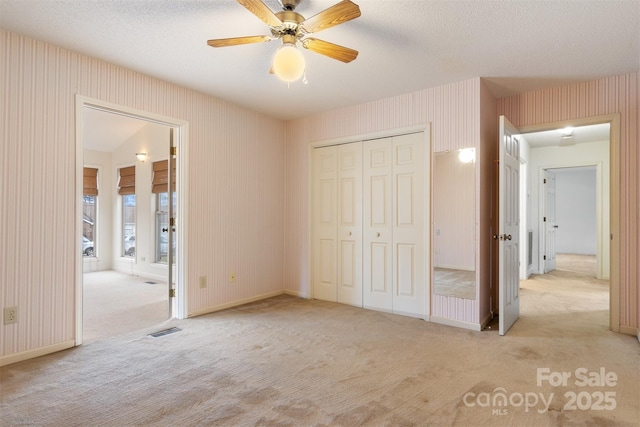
[347,231,352,236]
[376,232,381,237]
[493,234,512,241]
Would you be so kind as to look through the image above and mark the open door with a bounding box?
[168,128,177,317]
[543,169,558,273]
[497,116,521,335]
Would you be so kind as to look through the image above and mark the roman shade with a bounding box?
[83,167,98,196]
[152,160,176,193]
[118,166,136,195]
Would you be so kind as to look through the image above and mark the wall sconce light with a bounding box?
[136,152,147,162]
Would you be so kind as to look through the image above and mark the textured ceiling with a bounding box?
[1,0,639,120]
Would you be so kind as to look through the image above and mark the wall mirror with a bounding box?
[432,148,477,299]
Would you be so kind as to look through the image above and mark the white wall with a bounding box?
[529,140,609,278]
[554,167,597,255]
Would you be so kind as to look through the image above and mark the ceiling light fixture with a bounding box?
[272,42,306,83]
[559,126,574,136]
[206,0,360,85]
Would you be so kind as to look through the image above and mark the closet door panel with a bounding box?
[392,133,425,317]
[363,139,393,312]
[337,143,363,306]
[313,146,338,302]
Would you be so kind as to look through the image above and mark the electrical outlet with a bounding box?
[4,307,17,325]
[199,275,207,288]
[230,272,236,283]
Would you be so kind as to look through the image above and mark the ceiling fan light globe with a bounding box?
[272,45,305,82]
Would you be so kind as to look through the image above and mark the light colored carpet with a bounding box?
[555,253,597,277]
[1,266,638,426]
[83,271,169,344]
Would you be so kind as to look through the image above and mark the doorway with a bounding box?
[75,96,188,345]
[516,119,614,331]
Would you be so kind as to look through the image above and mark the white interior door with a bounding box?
[391,133,425,317]
[543,169,558,273]
[498,116,521,335]
[363,138,394,311]
[313,146,338,302]
[168,129,176,317]
[337,143,363,306]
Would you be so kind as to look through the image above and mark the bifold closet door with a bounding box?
[313,143,363,305]
[363,133,425,317]
[337,143,363,306]
[391,133,425,317]
[312,146,338,302]
[363,139,394,311]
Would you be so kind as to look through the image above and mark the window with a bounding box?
[82,167,98,257]
[118,166,136,258]
[122,195,136,257]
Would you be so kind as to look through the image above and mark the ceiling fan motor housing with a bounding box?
[279,0,301,11]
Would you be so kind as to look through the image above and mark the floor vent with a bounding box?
[148,327,181,338]
[145,281,157,284]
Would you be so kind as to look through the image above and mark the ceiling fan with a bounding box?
[207,0,361,82]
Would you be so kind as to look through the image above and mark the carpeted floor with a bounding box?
[1,257,638,426]
[83,271,169,344]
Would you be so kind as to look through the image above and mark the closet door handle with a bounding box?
[347,231,352,236]
[376,232,381,237]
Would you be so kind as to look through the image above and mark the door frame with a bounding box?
[307,124,431,318]
[75,95,189,345]
[518,113,620,333]
[538,163,606,278]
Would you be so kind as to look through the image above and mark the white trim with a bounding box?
[284,289,309,298]
[188,290,287,317]
[518,113,620,333]
[430,316,482,331]
[537,161,605,278]
[75,95,189,347]
[0,340,75,367]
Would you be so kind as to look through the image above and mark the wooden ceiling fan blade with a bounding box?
[302,38,358,63]
[207,36,272,48]
[237,0,282,27]
[301,0,361,34]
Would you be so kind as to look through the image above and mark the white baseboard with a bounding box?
[0,340,76,367]
[284,289,309,298]
[188,290,287,318]
[430,316,482,331]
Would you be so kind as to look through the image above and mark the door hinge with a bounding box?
[543,255,547,260]
[170,217,176,227]
[544,178,547,184]
[169,289,176,298]
[170,146,177,156]
[543,216,547,222]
